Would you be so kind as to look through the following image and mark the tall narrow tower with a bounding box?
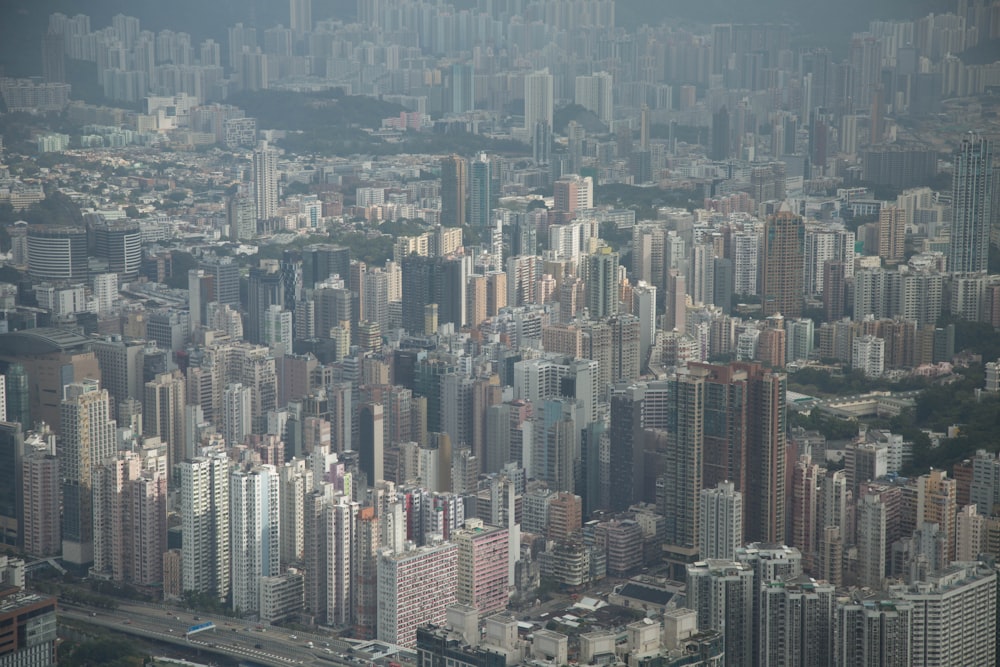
[61,379,116,567]
[440,155,467,228]
[253,140,278,222]
[949,134,993,274]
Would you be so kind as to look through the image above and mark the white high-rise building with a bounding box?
[852,335,885,377]
[524,69,553,135]
[253,140,278,221]
[230,465,280,616]
[699,481,742,560]
[181,452,231,600]
[93,273,117,313]
[327,494,358,626]
[61,379,117,566]
[222,383,253,447]
[262,304,293,351]
[889,562,996,666]
[376,541,458,648]
[732,231,759,296]
[574,71,613,125]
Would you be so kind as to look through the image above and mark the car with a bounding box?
[193,616,201,621]
[290,635,297,640]
[254,643,262,649]
[90,612,97,617]
[123,620,131,625]
[168,629,173,633]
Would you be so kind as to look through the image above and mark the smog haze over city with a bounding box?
[0,0,998,666]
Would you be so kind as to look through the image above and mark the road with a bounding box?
[60,601,355,667]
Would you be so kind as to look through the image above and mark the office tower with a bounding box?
[60,379,116,567]
[22,443,60,558]
[574,72,613,125]
[359,403,384,486]
[837,597,912,667]
[91,335,144,423]
[469,154,492,227]
[949,134,993,274]
[524,69,553,134]
[0,422,22,548]
[144,371,186,471]
[92,446,168,587]
[253,141,278,221]
[0,363,26,430]
[440,155,467,228]
[823,260,846,322]
[455,520,509,616]
[298,244,350,291]
[890,562,996,666]
[290,0,312,34]
[585,247,619,318]
[760,577,835,667]
[377,541,458,647]
[401,255,468,334]
[878,207,906,265]
[790,457,820,569]
[609,384,646,512]
[699,481,742,561]
[685,560,754,667]
[762,211,805,318]
[26,226,87,282]
[200,255,241,307]
[181,453,231,599]
[91,219,141,281]
[742,363,787,544]
[230,464,280,615]
[248,261,285,344]
[665,269,687,333]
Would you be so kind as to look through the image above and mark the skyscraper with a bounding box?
[762,210,805,318]
[469,153,492,227]
[585,247,619,318]
[290,0,312,34]
[699,481,742,561]
[949,134,993,274]
[144,371,186,470]
[686,560,754,667]
[878,206,906,265]
[0,422,23,549]
[440,155,467,228]
[359,402,384,486]
[230,464,280,616]
[524,69,554,134]
[574,72,613,125]
[61,379,116,567]
[253,140,278,222]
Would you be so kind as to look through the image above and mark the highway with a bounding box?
[59,601,356,667]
